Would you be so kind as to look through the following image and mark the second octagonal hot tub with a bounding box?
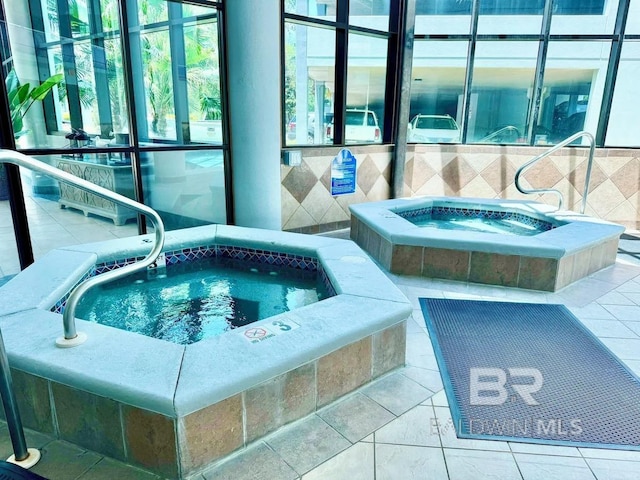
[350,196,625,291]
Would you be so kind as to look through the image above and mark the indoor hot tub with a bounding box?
[0,225,410,478]
[350,196,625,291]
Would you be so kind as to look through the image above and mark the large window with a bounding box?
[283,0,395,146]
[409,40,467,143]
[2,0,227,235]
[606,41,640,146]
[537,41,610,145]
[467,41,538,144]
[284,23,335,146]
[409,0,632,147]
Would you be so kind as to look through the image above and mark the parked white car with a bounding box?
[407,114,461,143]
[327,108,382,144]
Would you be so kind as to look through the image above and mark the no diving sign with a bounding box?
[240,320,299,344]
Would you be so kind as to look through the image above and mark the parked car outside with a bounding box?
[326,108,382,144]
[407,114,461,143]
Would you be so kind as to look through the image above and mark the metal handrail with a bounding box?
[0,150,165,347]
[514,131,595,214]
[478,125,520,143]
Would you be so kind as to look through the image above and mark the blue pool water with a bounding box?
[76,256,330,345]
[398,205,559,236]
[411,216,541,236]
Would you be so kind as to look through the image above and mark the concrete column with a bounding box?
[226,0,282,230]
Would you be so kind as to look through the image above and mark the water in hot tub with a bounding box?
[76,256,331,345]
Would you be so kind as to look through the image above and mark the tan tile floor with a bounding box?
[1,199,640,479]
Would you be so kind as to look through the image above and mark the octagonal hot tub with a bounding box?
[0,225,410,478]
[350,196,625,291]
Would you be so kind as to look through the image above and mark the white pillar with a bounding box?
[226,0,282,230]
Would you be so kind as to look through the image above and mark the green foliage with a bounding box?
[5,70,64,138]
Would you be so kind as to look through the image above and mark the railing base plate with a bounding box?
[7,447,41,469]
[55,332,87,348]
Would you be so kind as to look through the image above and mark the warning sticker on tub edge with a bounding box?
[240,320,300,344]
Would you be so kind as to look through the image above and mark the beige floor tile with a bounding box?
[375,444,447,480]
[584,458,640,480]
[202,442,298,480]
[302,442,374,480]
[266,415,350,475]
[317,393,396,443]
[375,405,441,447]
[443,448,522,480]
[360,372,432,416]
[434,407,511,452]
[399,365,443,393]
[514,453,596,480]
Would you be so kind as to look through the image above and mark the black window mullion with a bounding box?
[118,0,147,233]
[87,0,114,138]
[382,0,404,144]
[597,0,630,146]
[525,0,554,145]
[333,0,349,145]
[218,4,233,224]
[0,0,34,270]
[390,0,416,198]
[460,0,479,144]
[57,0,83,131]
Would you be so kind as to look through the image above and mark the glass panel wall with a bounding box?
[538,41,609,145]
[410,0,630,146]
[626,0,640,34]
[606,41,640,146]
[414,0,472,35]
[131,3,222,146]
[550,0,617,35]
[1,0,227,247]
[345,33,387,144]
[7,3,126,149]
[144,150,226,230]
[409,41,467,144]
[285,0,336,22]
[284,23,335,146]
[0,201,19,278]
[477,0,544,35]
[467,41,538,144]
[283,0,394,146]
[349,0,389,30]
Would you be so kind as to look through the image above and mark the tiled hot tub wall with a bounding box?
[351,212,620,292]
[0,225,411,479]
[3,320,405,478]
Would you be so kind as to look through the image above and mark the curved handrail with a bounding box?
[478,125,520,143]
[514,131,595,213]
[0,150,165,347]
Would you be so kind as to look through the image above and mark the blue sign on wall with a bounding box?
[331,149,357,196]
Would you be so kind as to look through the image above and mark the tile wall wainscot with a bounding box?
[281,145,393,233]
[280,144,639,233]
[404,144,640,229]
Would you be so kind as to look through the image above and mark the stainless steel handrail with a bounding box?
[514,131,595,213]
[478,125,520,143]
[0,150,165,347]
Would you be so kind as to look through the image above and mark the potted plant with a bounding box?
[0,69,64,200]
